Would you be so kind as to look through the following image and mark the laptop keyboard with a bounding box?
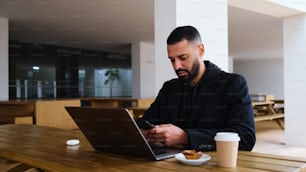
[150,143,173,155]
[152,148,168,155]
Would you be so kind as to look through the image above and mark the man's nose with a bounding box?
[173,60,183,70]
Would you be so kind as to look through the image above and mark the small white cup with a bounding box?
[214,132,240,167]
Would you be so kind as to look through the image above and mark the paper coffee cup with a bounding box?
[214,132,240,167]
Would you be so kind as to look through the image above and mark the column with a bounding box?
[0,18,8,100]
[283,14,306,147]
[154,0,228,95]
[132,41,155,98]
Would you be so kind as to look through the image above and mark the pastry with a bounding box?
[182,150,202,160]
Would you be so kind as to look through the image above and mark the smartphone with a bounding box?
[136,119,155,130]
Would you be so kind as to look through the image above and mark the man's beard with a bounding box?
[175,59,200,83]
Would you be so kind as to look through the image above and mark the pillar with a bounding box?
[283,14,306,147]
[132,42,155,98]
[0,18,9,100]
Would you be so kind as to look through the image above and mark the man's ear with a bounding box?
[198,43,205,58]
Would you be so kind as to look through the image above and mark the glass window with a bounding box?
[9,40,131,99]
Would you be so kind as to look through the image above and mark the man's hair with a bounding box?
[167,25,202,45]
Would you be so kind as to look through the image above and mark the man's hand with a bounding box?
[142,124,188,146]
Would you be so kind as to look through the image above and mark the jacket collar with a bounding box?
[199,60,223,83]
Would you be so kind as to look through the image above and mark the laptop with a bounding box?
[65,106,182,160]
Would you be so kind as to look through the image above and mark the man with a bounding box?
[140,25,256,151]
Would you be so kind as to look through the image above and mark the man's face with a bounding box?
[167,39,202,83]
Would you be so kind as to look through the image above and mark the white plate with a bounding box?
[175,153,211,166]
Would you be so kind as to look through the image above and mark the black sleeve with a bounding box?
[226,74,256,150]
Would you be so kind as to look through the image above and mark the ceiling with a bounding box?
[0,0,304,57]
[0,0,154,54]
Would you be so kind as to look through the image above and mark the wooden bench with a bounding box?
[0,101,36,125]
[35,99,80,129]
[0,157,39,172]
[254,113,284,129]
[0,99,80,129]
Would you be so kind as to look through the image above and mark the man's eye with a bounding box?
[180,56,187,60]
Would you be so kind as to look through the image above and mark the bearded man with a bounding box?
[139,25,256,151]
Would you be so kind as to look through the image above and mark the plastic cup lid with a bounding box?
[66,139,80,146]
[214,132,240,142]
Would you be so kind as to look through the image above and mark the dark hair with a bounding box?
[167,25,202,45]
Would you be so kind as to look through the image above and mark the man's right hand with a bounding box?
[141,124,188,146]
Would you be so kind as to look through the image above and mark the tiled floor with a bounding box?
[253,120,306,159]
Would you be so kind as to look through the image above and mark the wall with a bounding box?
[234,58,284,99]
[229,6,283,59]
[229,6,284,100]
[284,14,306,147]
[154,0,229,96]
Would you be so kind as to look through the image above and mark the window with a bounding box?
[9,40,131,99]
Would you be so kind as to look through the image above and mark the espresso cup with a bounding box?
[214,132,240,167]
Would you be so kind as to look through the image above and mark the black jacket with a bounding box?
[142,61,256,151]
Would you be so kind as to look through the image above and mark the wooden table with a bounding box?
[252,101,285,129]
[82,98,154,108]
[0,124,305,172]
[82,98,154,119]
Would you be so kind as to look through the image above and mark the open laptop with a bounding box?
[65,106,182,160]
